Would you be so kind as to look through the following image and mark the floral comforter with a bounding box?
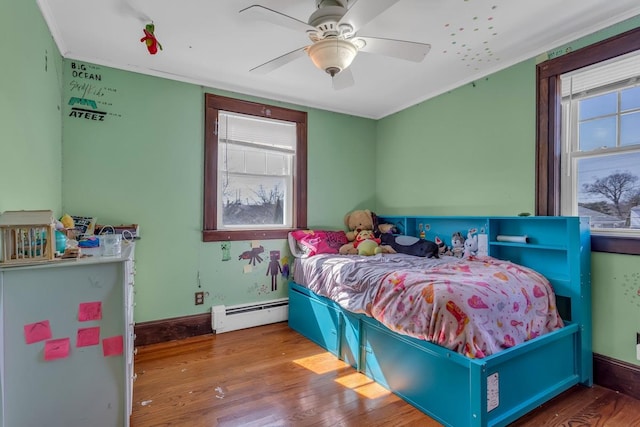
[293,253,563,358]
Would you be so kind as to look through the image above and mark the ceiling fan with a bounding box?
[239,0,431,89]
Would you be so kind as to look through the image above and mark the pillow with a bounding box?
[289,230,348,257]
[288,232,310,258]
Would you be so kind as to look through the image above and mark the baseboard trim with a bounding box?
[134,312,212,346]
[594,353,640,400]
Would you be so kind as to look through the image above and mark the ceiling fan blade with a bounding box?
[332,68,354,90]
[239,5,315,33]
[338,0,400,33]
[356,36,431,62]
[249,47,308,74]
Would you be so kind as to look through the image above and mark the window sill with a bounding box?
[591,235,640,255]
[202,229,293,242]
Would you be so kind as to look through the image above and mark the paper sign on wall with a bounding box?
[77,327,101,347]
[102,335,123,357]
[44,338,71,361]
[24,320,52,344]
[78,301,102,321]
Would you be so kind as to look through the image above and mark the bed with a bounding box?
[287,216,592,427]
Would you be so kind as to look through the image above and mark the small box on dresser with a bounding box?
[0,210,56,265]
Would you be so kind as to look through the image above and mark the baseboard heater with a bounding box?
[211,297,289,334]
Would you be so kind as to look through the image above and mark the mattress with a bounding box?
[293,253,564,358]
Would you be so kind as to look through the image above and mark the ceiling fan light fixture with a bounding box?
[307,38,358,77]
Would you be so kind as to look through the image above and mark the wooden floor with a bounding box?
[131,322,640,427]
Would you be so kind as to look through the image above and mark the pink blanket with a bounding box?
[293,254,563,358]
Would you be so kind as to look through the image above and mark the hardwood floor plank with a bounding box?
[132,322,640,427]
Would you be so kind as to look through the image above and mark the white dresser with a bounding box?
[0,243,135,427]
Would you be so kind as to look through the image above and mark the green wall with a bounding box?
[376,59,535,216]
[60,62,377,321]
[0,0,62,213]
[376,18,640,365]
[3,1,639,367]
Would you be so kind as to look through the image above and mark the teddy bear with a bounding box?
[339,210,395,255]
[353,229,383,256]
[339,209,376,254]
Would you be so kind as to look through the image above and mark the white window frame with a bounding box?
[560,55,640,237]
[217,111,296,230]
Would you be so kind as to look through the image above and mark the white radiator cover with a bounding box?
[211,298,289,333]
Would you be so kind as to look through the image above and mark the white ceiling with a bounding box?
[38,0,640,119]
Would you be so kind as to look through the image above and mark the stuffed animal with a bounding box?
[353,229,383,256]
[464,231,479,258]
[380,233,439,258]
[140,23,163,55]
[377,223,397,236]
[435,236,448,256]
[450,232,465,258]
[339,209,377,254]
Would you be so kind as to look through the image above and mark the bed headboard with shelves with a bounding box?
[379,215,592,384]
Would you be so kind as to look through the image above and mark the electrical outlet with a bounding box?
[195,291,204,305]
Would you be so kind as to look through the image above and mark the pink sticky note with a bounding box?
[44,338,70,361]
[78,301,102,321]
[24,320,52,344]
[102,335,123,357]
[76,327,100,347]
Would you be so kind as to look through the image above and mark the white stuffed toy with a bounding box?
[450,232,465,258]
[463,231,478,258]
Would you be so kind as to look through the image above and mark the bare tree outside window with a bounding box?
[582,172,639,226]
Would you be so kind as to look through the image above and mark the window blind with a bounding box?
[561,51,640,98]
[218,111,296,152]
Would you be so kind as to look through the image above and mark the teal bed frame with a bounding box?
[288,216,592,427]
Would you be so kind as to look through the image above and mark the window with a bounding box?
[203,94,307,241]
[561,55,640,234]
[537,26,640,254]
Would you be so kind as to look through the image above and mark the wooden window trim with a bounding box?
[536,26,640,255]
[203,94,307,242]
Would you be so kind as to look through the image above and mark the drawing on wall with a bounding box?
[221,242,231,261]
[77,327,101,347]
[24,320,52,344]
[239,245,264,266]
[266,250,282,291]
[78,301,102,321]
[44,337,71,361]
[102,335,124,357]
[281,256,290,279]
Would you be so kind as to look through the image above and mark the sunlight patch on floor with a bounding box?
[293,352,393,400]
[293,351,350,374]
[334,372,393,400]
